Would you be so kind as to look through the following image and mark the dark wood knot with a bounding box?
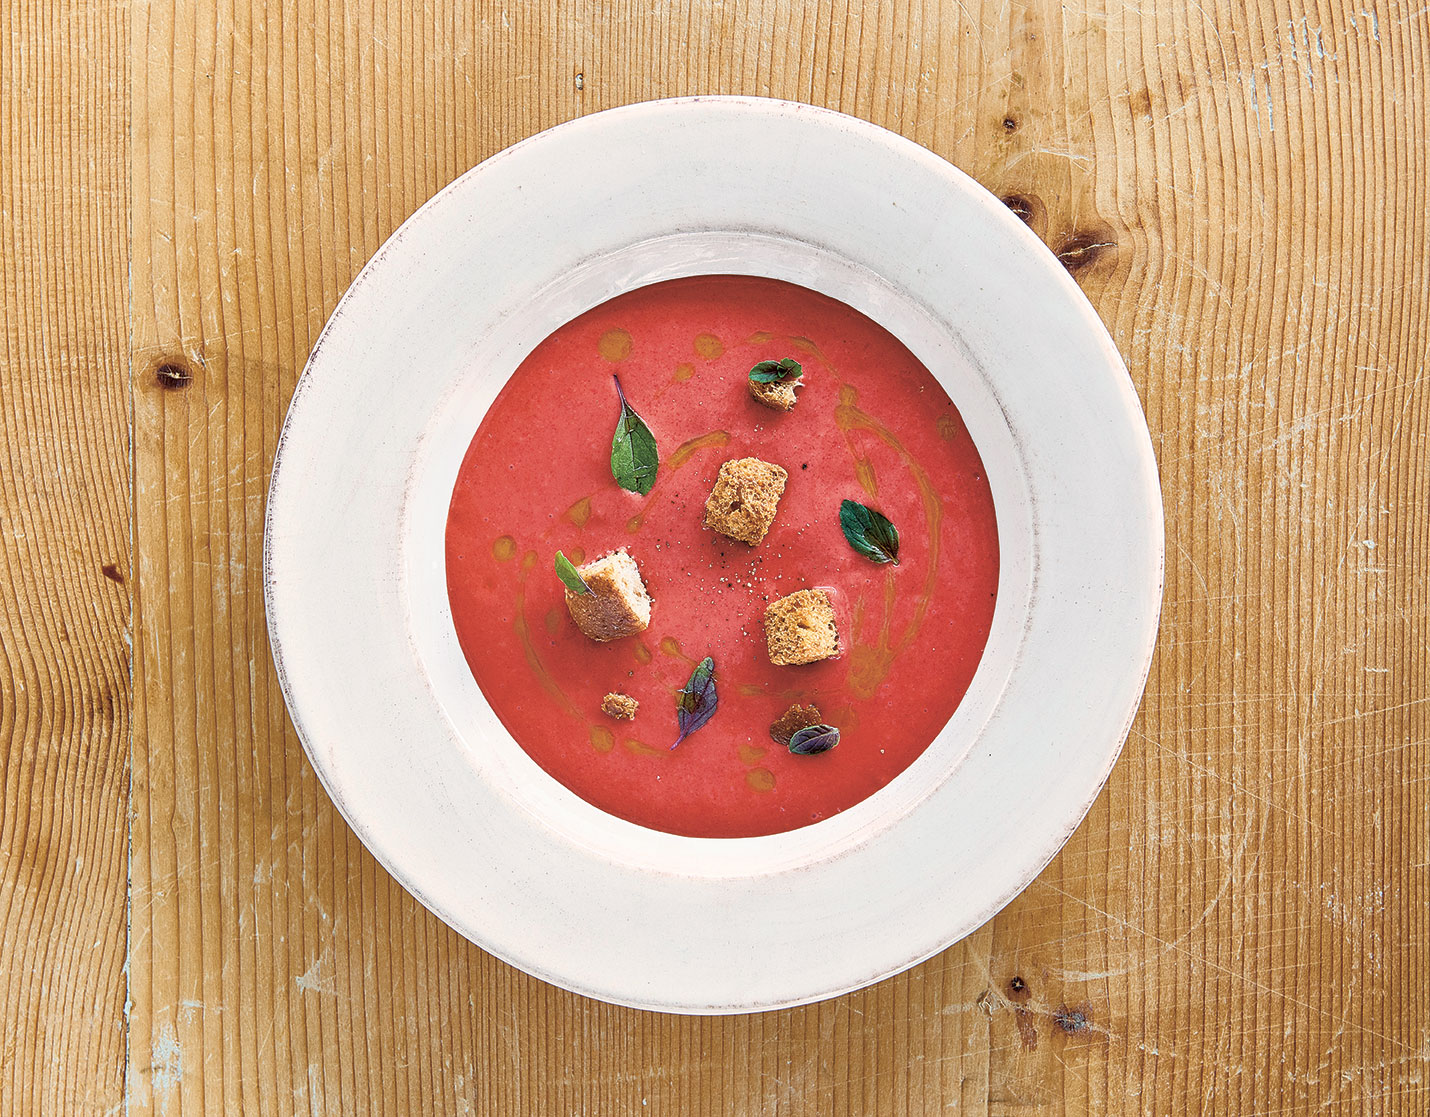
[153,358,196,390]
[1055,229,1118,274]
[1000,193,1042,228]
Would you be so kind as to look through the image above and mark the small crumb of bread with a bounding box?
[601,692,638,720]
[748,375,801,411]
[565,549,652,642]
[770,703,822,745]
[703,457,789,545]
[764,589,839,666]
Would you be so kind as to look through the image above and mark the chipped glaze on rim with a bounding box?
[264,97,1164,1013]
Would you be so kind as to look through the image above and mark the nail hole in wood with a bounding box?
[1054,1004,1091,1034]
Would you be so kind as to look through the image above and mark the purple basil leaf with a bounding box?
[671,656,717,749]
[788,724,840,755]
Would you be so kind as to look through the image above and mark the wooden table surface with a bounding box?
[3,0,1428,1112]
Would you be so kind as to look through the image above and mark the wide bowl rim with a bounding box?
[264,95,1165,1013]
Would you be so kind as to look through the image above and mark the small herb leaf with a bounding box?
[555,551,591,595]
[610,375,659,496]
[839,499,901,565]
[788,724,841,755]
[671,656,718,749]
[748,357,803,384]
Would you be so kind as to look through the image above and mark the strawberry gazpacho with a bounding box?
[445,275,998,838]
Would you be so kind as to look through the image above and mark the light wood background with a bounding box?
[2,0,1426,1112]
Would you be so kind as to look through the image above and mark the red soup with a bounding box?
[445,275,998,837]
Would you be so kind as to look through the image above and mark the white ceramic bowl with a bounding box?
[265,97,1163,1013]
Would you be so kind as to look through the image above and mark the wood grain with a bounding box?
[0,1,131,1113]
[0,0,1416,1112]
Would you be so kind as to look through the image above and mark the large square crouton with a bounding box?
[764,589,839,665]
[703,457,788,545]
[565,549,651,642]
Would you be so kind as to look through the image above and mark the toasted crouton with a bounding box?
[565,549,651,642]
[703,457,788,545]
[748,375,801,411]
[601,692,638,720]
[770,703,822,745]
[764,589,839,666]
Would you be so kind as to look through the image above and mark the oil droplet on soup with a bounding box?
[564,496,593,527]
[598,328,632,362]
[746,768,776,793]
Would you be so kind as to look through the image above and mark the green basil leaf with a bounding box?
[554,551,591,595]
[748,357,803,384]
[839,499,900,565]
[671,656,718,749]
[788,724,840,755]
[610,375,658,496]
